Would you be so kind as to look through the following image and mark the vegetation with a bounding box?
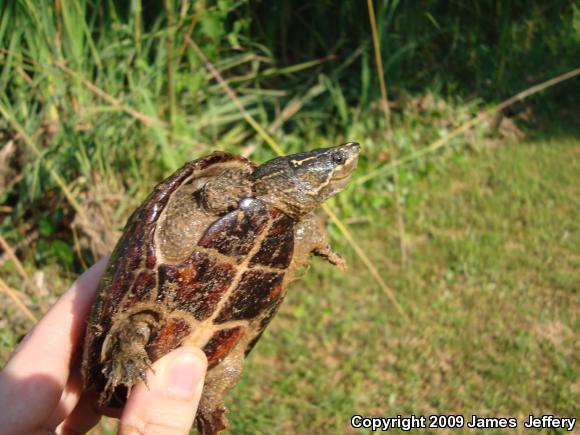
[226,133,580,434]
[0,1,578,433]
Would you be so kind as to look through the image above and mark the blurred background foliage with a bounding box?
[0,0,577,267]
[0,1,578,433]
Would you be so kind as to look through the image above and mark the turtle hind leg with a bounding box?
[101,345,152,402]
[196,405,228,435]
[99,312,157,405]
[195,347,245,435]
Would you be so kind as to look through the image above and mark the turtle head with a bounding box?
[251,142,360,219]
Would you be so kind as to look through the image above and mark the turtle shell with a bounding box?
[81,151,298,433]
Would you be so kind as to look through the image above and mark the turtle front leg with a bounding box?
[312,243,347,271]
[100,312,157,404]
[293,212,347,271]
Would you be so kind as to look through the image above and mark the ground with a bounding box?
[225,134,579,434]
[2,132,578,434]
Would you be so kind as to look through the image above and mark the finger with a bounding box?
[55,391,102,435]
[0,257,109,432]
[119,346,207,435]
[56,387,127,435]
[45,363,83,429]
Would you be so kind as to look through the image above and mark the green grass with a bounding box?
[218,135,578,433]
[2,116,578,435]
[0,2,578,434]
[4,124,577,435]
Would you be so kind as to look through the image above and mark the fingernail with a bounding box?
[164,350,206,400]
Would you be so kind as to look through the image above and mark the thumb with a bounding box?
[118,346,207,435]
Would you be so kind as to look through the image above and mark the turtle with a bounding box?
[81,142,361,434]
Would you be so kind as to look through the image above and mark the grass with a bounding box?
[2,114,577,434]
[219,133,578,433]
[0,2,578,434]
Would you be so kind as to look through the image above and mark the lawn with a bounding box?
[220,134,579,434]
[1,119,578,435]
[0,2,578,433]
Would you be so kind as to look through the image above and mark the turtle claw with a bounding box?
[313,244,348,271]
[101,347,153,402]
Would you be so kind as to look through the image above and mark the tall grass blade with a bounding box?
[367,0,408,265]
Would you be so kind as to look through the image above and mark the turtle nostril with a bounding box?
[342,142,360,152]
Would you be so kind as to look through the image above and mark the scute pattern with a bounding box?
[215,269,285,323]
[202,326,246,368]
[249,212,294,269]
[148,317,192,361]
[243,297,285,357]
[157,252,236,320]
[122,269,157,308]
[198,198,269,261]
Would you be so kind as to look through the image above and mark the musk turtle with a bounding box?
[81,142,360,434]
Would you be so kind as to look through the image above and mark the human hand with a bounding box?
[0,257,207,434]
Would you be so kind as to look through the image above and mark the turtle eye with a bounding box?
[331,152,346,165]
